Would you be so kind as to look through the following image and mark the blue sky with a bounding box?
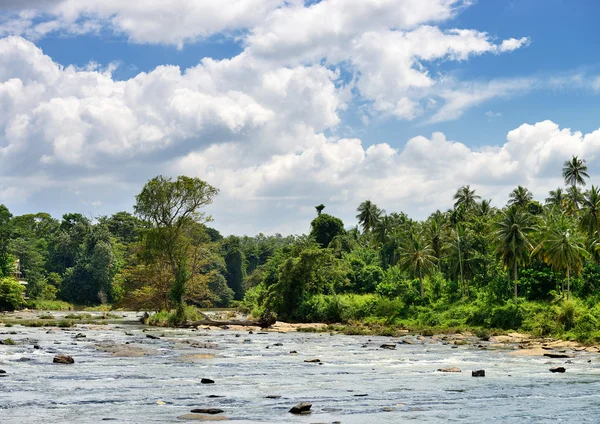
[0,0,599,235]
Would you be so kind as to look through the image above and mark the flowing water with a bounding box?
[1,311,600,423]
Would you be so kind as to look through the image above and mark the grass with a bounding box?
[2,338,16,345]
[146,305,203,327]
[27,300,75,311]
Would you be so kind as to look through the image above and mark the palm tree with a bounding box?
[356,200,382,233]
[475,199,495,217]
[533,213,588,300]
[397,231,436,298]
[562,155,589,188]
[565,185,584,214]
[580,186,600,263]
[508,186,533,208]
[545,188,565,208]
[453,185,481,211]
[494,206,535,301]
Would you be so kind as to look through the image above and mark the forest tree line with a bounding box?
[1,157,600,340]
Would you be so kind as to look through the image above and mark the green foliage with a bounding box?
[0,277,25,311]
[309,213,345,248]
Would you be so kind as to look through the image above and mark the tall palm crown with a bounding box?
[507,186,533,208]
[453,185,481,211]
[545,188,565,207]
[533,213,587,300]
[565,185,584,213]
[494,206,535,300]
[397,231,436,298]
[356,200,382,233]
[562,156,590,187]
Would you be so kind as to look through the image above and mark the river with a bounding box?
[1,311,599,423]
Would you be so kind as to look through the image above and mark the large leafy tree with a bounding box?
[310,213,345,248]
[134,175,219,320]
[494,206,534,301]
[562,155,589,188]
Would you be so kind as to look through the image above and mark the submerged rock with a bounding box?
[304,358,321,363]
[190,408,224,414]
[438,367,461,373]
[265,395,281,399]
[550,367,566,373]
[380,343,396,350]
[177,413,228,421]
[53,355,74,364]
[289,402,312,414]
[472,370,485,377]
[146,334,160,340]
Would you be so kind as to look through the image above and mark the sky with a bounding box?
[0,0,600,236]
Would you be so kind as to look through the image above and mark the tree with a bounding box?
[494,206,534,301]
[508,186,533,208]
[315,204,325,216]
[565,185,584,214]
[453,185,481,212]
[533,213,587,300]
[397,231,436,298]
[0,205,13,277]
[310,214,345,248]
[356,200,382,233]
[222,236,246,300]
[562,155,589,188]
[545,188,565,208]
[134,175,219,320]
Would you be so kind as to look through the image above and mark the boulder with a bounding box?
[75,333,86,339]
[289,402,312,414]
[544,353,571,359]
[53,355,74,364]
[190,408,224,414]
[472,370,485,377]
[550,367,566,373]
[201,378,215,384]
[146,334,160,340]
[437,367,461,373]
[380,343,396,350]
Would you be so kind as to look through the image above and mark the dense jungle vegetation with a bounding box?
[2,156,600,342]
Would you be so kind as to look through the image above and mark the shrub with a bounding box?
[488,302,523,330]
[0,278,25,311]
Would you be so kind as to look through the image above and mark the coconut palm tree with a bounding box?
[508,186,533,208]
[397,231,436,298]
[580,186,600,263]
[475,199,495,217]
[356,200,382,233]
[453,185,481,211]
[563,155,589,188]
[494,206,535,301]
[545,188,565,208]
[565,185,584,214]
[533,213,588,300]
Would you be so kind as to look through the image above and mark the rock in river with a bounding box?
[438,367,461,373]
[190,408,224,414]
[550,367,566,373]
[289,402,312,414]
[304,358,321,363]
[472,370,485,377]
[380,343,396,350]
[544,353,571,359]
[53,355,74,364]
[177,413,228,421]
[201,378,215,384]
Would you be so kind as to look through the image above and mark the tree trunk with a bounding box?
[419,269,424,299]
[457,234,464,297]
[513,259,518,303]
[567,267,570,301]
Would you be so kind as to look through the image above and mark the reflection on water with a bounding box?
[1,312,600,423]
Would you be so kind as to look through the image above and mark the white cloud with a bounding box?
[499,37,530,52]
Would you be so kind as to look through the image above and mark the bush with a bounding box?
[0,278,25,311]
[488,302,523,330]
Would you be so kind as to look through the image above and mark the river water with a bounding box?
[1,312,600,423]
